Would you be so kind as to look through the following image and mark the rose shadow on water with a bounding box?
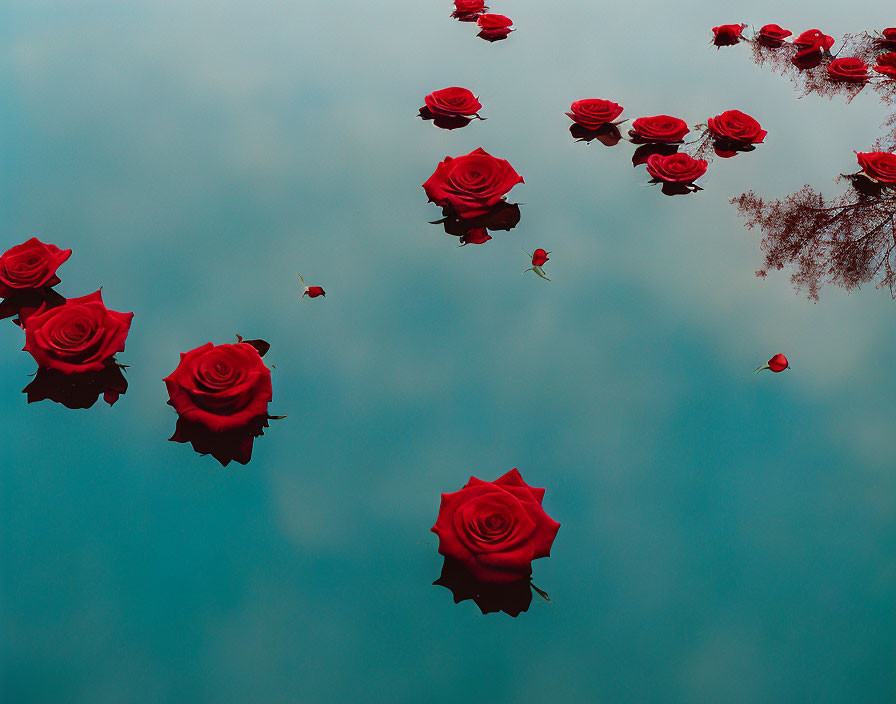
[430,201,521,246]
[0,288,66,327]
[433,557,550,617]
[168,415,274,467]
[631,143,679,167]
[23,364,128,409]
[418,107,474,131]
[568,122,622,146]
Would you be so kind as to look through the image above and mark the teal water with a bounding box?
[2,1,895,702]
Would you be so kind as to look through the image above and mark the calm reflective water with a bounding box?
[2,1,895,702]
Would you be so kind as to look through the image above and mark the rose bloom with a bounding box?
[826,57,869,82]
[0,237,71,297]
[454,0,485,13]
[565,99,623,130]
[630,115,690,143]
[757,24,791,46]
[873,52,896,78]
[423,147,523,219]
[23,290,133,374]
[477,13,512,30]
[707,110,767,144]
[712,23,746,46]
[432,468,560,583]
[531,249,549,266]
[424,87,482,118]
[646,153,708,183]
[793,29,835,51]
[880,28,896,48]
[856,151,896,184]
[164,341,274,433]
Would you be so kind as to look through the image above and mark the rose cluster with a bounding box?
[450,1,514,42]
[0,237,133,409]
[565,101,768,195]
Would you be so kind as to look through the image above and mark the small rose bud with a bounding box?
[754,353,789,374]
[298,274,326,299]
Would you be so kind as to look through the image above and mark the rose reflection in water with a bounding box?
[23,364,128,409]
[430,201,521,246]
[433,557,543,617]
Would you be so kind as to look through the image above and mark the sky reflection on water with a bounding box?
[2,1,895,702]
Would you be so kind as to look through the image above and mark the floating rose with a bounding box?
[423,147,523,219]
[477,13,513,41]
[419,87,483,130]
[646,153,708,195]
[754,353,789,374]
[878,28,896,49]
[827,57,869,82]
[523,249,551,280]
[432,468,560,584]
[873,52,896,78]
[23,290,133,375]
[706,109,766,157]
[855,151,896,185]
[712,23,747,47]
[757,24,791,48]
[164,338,280,466]
[629,115,690,143]
[0,237,71,325]
[452,0,486,21]
[793,28,835,52]
[566,99,624,130]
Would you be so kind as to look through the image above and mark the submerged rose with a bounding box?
[630,115,690,143]
[646,153,708,183]
[565,99,623,130]
[827,57,869,82]
[23,290,133,374]
[707,110,767,144]
[432,468,560,583]
[856,151,896,184]
[0,237,71,297]
[423,147,524,219]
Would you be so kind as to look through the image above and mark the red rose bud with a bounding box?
[793,29,835,51]
[757,24,791,47]
[754,353,789,374]
[629,115,690,143]
[855,151,896,184]
[298,273,326,298]
[164,341,274,433]
[827,57,869,82]
[531,249,550,267]
[431,468,560,583]
[712,23,746,47]
[645,153,708,184]
[23,290,133,375]
[0,237,72,297]
[707,109,767,144]
[873,52,896,78]
[477,13,513,41]
[423,87,482,119]
[565,99,624,130]
[423,147,523,219]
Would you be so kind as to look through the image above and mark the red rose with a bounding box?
[454,0,485,13]
[432,468,560,583]
[477,13,512,30]
[712,23,746,46]
[164,341,274,433]
[565,99,624,130]
[880,28,896,48]
[630,115,690,143]
[23,290,133,374]
[0,237,71,297]
[707,109,767,144]
[873,52,896,78]
[757,24,791,47]
[531,249,549,266]
[423,87,482,118]
[793,29,835,51]
[646,153,708,183]
[856,151,896,184]
[826,57,869,82]
[423,147,524,219]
